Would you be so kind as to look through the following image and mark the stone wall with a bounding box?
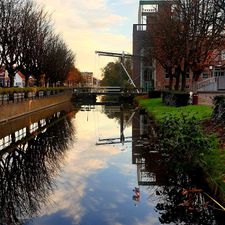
[197,91,225,106]
[0,92,72,123]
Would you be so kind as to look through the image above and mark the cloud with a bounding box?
[35,0,134,78]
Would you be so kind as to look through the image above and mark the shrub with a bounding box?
[162,91,190,107]
[148,90,161,98]
[159,114,216,171]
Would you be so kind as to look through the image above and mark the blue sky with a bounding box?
[36,0,139,78]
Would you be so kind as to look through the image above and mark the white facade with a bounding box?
[14,72,25,87]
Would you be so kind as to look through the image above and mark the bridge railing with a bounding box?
[73,86,142,94]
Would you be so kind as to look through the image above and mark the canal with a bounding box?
[0,101,224,225]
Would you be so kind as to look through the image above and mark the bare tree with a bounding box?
[17,1,52,86]
[147,0,225,91]
[0,0,75,87]
[43,34,75,86]
[0,0,23,86]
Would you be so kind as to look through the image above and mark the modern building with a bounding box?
[133,0,225,92]
[133,0,166,91]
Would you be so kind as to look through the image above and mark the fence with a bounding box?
[0,89,71,105]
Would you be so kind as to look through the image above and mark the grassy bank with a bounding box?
[138,98,212,122]
[138,97,225,197]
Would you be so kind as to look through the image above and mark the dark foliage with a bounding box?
[162,91,190,106]
[148,90,161,98]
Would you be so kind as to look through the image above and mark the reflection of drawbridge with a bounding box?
[132,112,167,187]
[96,105,137,146]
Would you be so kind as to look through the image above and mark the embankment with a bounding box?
[0,92,72,124]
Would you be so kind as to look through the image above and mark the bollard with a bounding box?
[192,94,198,105]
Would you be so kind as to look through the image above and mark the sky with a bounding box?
[35,0,139,79]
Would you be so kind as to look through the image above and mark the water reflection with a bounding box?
[0,110,75,225]
[0,102,224,225]
[132,110,224,225]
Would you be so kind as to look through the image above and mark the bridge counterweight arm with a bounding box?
[95,50,140,93]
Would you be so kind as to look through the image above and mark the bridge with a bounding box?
[72,86,146,101]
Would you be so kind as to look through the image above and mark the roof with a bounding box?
[17,71,25,80]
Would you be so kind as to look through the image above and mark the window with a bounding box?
[202,73,209,78]
[214,68,225,77]
[186,68,190,79]
[143,69,152,81]
[221,50,225,61]
[165,69,169,79]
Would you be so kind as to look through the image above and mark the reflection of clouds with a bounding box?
[136,215,159,225]
[38,109,121,224]
[119,163,134,175]
[103,212,121,225]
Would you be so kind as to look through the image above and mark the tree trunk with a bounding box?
[181,65,187,91]
[174,66,181,91]
[168,67,173,90]
[7,68,15,87]
[193,70,202,82]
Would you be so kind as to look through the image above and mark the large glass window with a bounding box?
[214,68,225,77]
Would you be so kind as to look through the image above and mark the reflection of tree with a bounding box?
[0,113,74,225]
[133,113,221,225]
[104,104,134,127]
[155,174,218,225]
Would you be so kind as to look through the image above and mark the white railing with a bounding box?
[195,77,217,91]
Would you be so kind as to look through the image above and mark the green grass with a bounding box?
[139,98,213,122]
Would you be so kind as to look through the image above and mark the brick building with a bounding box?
[81,72,94,86]
[132,0,225,92]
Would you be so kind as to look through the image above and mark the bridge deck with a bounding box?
[73,86,146,96]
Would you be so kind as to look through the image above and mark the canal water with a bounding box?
[0,101,224,225]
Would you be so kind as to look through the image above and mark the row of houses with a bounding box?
[0,68,29,88]
[81,72,100,87]
[0,67,100,88]
[0,68,47,88]
[132,0,225,92]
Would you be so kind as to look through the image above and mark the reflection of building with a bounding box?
[132,110,166,186]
